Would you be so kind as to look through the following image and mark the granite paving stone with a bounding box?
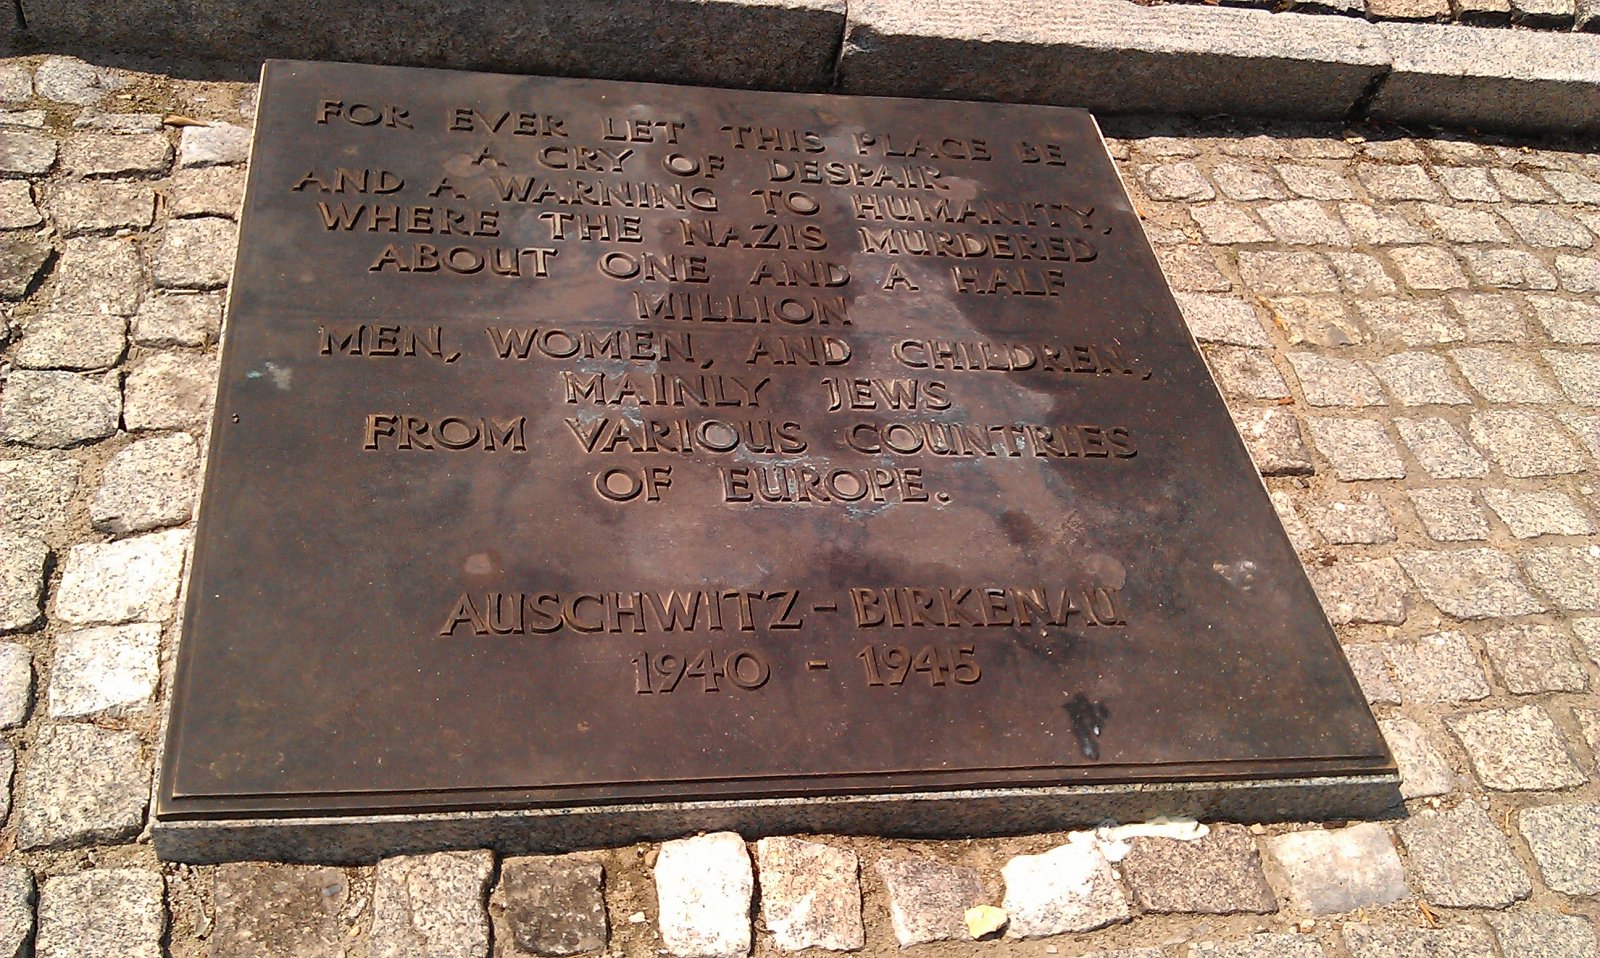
[876,857,984,947]
[72,110,164,133]
[46,622,161,718]
[0,642,30,727]
[44,180,156,235]
[497,856,609,957]
[1468,410,1586,477]
[1368,0,1452,16]
[0,370,121,447]
[1188,934,1324,958]
[369,850,494,958]
[91,432,200,534]
[1400,548,1544,618]
[177,123,252,167]
[35,869,164,958]
[1205,347,1291,400]
[12,312,127,370]
[1343,643,1401,705]
[1384,631,1492,702]
[0,454,81,538]
[1492,169,1557,203]
[17,723,149,849]
[1339,204,1429,246]
[131,292,223,347]
[1520,546,1599,611]
[1487,912,1597,958]
[0,743,11,824]
[1448,293,1529,343]
[1266,297,1367,347]
[49,236,143,315]
[1235,408,1315,476]
[1269,490,1318,552]
[152,216,238,289]
[60,133,171,178]
[0,181,41,229]
[1176,293,1271,347]
[1555,254,1600,293]
[1440,167,1501,202]
[1501,206,1592,248]
[53,528,190,626]
[0,230,51,300]
[1211,164,1286,201]
[1388,246,1469,291]
[1342,922,1496,958]
[0,63,30,102]
[1419,204,1510,244]
[0,866,33,958]
[1370,352,1470,406]
[1139,163,1216,201]
[1191,202,1273,245]
[212,863,355,958]
[754,838,860,952]
[168,166,247,219]
[0,534,47,633]
[1238,251,1339,295]
[1543,350,1600,405]
[1449,347,1560,404]
[1397,799,1531,908]
[1305,418,1405,480]
[1395,417,1489,478]
[1260,823,1407,915]
[1460,248,1559,290]
[123,351,218,430]
[33,56,126,105]
[1285,353,1385,407]
[1483,624,1586,693]
[656,833,752,958]
[1557,412,1600,460]
[1541,169,1600,204]
[0,131,56,175]
[1121,824,1277,914]
[1260,200,1351,246]
[1329,251,1400,295]
[1308,558,1409,624]
[1407,488,1489,541]
[1275,165,1355,200]
[1303,495,1395,544]
[1449,705,1585,791]
[1356,300,1464,346]
[1482,488,1594,537]
[1523,297,1600,347]
[1517,804,1600,895]
[1001,836,1129,938]
[1158,246,1234,292]
[1357,164,1441,201]
[1378,717,1455,798]
[1575,707,1600,762]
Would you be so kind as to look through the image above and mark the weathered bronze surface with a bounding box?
[158,60,1392,824]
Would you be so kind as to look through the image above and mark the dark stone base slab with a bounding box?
[153,775,1401,864]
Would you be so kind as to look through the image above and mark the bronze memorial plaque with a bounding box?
[156,60,1395,859]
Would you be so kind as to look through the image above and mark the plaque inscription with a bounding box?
[158,61,1392,828]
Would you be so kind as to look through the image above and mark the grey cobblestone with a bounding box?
[755,837,861,952]
[46,622,161,718]
[1483,624,1586,693]
[1396,799,1531,908]
[60,133,171,178]
[1517,804,1600,895]
[1447,293,1529,342]
[91,432,200,534]
[43,180,156,235]
[1122,824,1276,915]
[1558,412,1600,459]
[1259,823,1407,914]
[1492,169,1558,203]
[168,166,247,219]
[0,534,47,634]
[0,231,53,300]
[1211,164,1286,201]
[1343,643,1401,705]
[213,863,357,958]
[1267,297,1367,348]
[1520,545,1598,610]
[1448,705,1585,791]
[1308,558,1409,624]
[0,131,57,176]
[1378,716,1455,798]
[34,57,126,106]
[177,123,252,168]
[1305,418,1405,480]
[1529,295,1600,342]
[1483,488,1594,537]
[35,868,164,958]
[152,216,238,289]
[1356,299,1464,346]
[1440,166,1502,202]
[1158,246,1234,292]
[1385,631,1492,702]
[1285,354,1385,407]
[1501,206,1593,248]
[1408,488,1489,541]
[1192,203,1273,244]
[1420,204,1511,244]
[1450,347,1561,404]
[1140,163,1215,201]
[123,351,219,430]
[1370,352,1471,405]
[1460,248,1559,290]
[1001,838,1129,937]
[132,292,223,347]
[1485,911,1597,958]
[1468,410,1586,477]
[1260,200,1350,246]
[1399,548,1544,618]
[1234,408,1315,475]
[1395,417,1489,478]
[0,865,33,958]
[17,723,149,849]
[0,642,30,727]
[1238,251,1339,295]
[1206,347,1291,401]
[1389,246,1469,290]
[1276,164,1355,200]
[1555,254,1600,293]
[1188,934,1324,958]
[1543,350,1600,405]
[1303,495,1395,544]
[0,370,121,448]
[13,312,127,371]
[1329,252,1399,295]
[370,851,494,958]
[1342,924,1495,958]
[876,857,984,947]
[1357,164,1441,201]
[1177,293,1271,347]
[0,181,41,229]
[50,236,143,315]
[0,454,80,539]
[1340,204,1429,246]
[53,528,190,627]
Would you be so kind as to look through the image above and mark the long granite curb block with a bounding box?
[1369,23,1600,135]
[837,0,1390,121]
[15,0,848,91]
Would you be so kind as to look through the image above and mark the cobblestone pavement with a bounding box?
[1,52,1597,958]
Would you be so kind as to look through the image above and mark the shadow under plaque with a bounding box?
[154,60,1397,864]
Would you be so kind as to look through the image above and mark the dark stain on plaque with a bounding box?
[157,60,1393,822]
